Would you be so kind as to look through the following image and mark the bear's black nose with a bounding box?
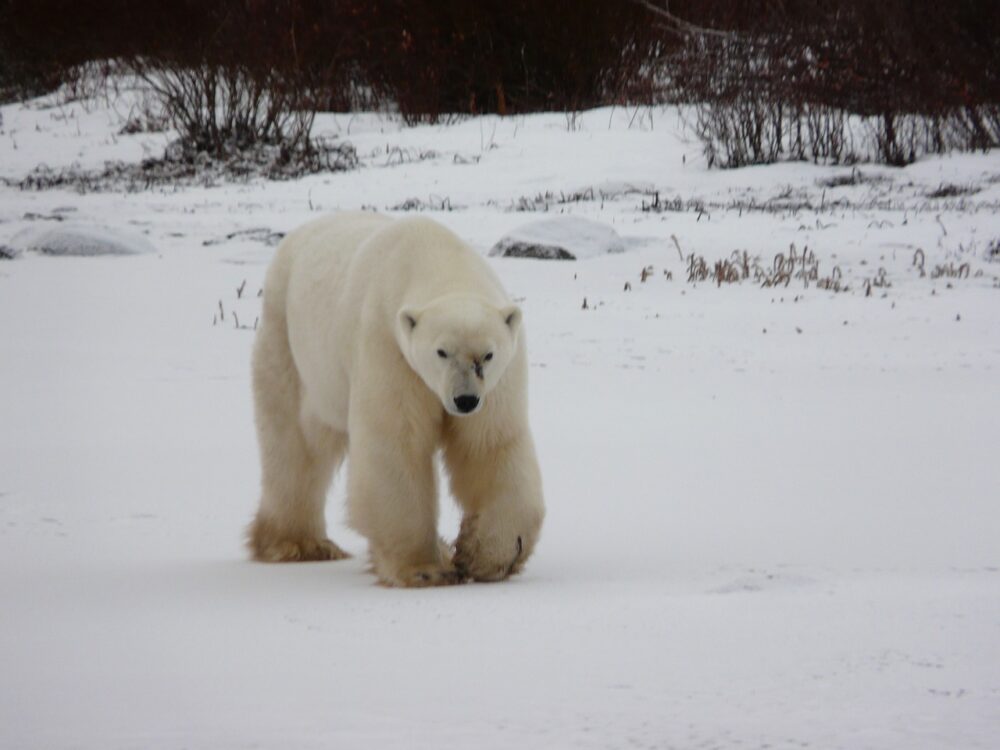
[454,395,480,413]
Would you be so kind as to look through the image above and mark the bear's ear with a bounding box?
[500,304,522,336]
[397,307,420,338]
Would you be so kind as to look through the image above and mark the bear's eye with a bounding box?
[437,349,448,359]
[484,352,493,361]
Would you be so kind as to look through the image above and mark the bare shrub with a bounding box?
[868,113,921,167]
[803,105,851,163]
[694,96,784,168]
[926,184,980,199]
[760,245,819,288]
[686,254,711,283]
[863,268,892,297]
[712,251,752,286]
[132,62,317,164]
[816,266,846,292]
[986,239,1000,263]
[930,262,971,280]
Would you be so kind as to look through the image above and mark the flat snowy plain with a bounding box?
[1,87,999,749]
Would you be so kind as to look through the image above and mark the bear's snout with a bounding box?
[453,394,480,414]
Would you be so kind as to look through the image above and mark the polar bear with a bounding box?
[248,212,545,586]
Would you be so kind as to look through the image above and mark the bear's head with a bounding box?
[396,294,522,417]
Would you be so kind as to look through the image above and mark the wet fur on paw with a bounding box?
[247,516,350,562]
[453,514,526,582]
[370,538,464,587]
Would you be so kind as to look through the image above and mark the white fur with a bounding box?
[248,212,545,586]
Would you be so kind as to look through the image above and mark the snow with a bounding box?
[10,222,157,256]
[489,216,626,259]
[1,89,1000,750]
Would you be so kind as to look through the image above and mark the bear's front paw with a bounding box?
[371,547,464,588]
[453,509,540,582]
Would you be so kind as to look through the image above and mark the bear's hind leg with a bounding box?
[248,423,349,562]
[248,316,349,563]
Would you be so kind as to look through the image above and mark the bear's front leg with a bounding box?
[446,432,545,582]
[346,417,460,588]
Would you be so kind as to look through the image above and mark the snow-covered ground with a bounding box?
[2,88,999,749]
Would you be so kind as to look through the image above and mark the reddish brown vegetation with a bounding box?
[1,1,997,166]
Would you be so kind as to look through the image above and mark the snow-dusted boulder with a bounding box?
[489,216,625,260]
[0,244,21,260]
[11,224,156,257]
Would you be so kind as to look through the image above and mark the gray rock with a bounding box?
[490,216,625,261]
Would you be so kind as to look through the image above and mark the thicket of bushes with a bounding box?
[662,0,1000,166]
[0,1,660,116]
[1,1,365,172]
[1,0,998,169]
